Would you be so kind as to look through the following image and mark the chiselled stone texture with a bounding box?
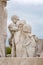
[0,0,8,57]
[36,39,43,57]
[8,15,43,57]
[37,39,43,53]
[8,15,36,57]
[0,58,43,65]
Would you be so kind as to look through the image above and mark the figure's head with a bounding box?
[11,15,19,24]
[32,35,38,42]
[17,20,26,31]
[23,24,32,33]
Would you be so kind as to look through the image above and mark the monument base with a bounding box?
[0,57,43,65]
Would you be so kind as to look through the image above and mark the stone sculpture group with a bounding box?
[8,15,36,57]
[0,0,43,57]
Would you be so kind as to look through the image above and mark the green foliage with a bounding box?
[6,47,11,54]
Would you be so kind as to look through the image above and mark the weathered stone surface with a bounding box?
[0,0,7,57]
[40,52,43,57]
[8,15,20,57]
[37,39,43,53]
[0,58,43,65]
[8,15,43,57]
[8,16,36,57]
[22,24,36,57]
[32,35,43,57]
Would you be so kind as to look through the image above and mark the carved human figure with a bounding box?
[32,35,39,57]
[8,15,19,57]
[22,24,36,57]
[0,0,8,57]
[14,20,26,57]
[9,25,18,57]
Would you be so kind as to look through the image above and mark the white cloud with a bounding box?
[11,0,43,5]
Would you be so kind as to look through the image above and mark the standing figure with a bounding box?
[22,24,36,57]
[32,35,39,57]
[14,20,26,57]
[8,15,19,57]
[0,0,8,57]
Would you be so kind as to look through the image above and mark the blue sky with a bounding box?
[6,0,43,46]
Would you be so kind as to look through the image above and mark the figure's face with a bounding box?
[12,19,19,24]
[13,19,17,24]
[18,24,23,31]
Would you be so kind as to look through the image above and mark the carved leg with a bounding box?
[11,39,16,57]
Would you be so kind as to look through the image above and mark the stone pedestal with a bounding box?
[0,58,43,65]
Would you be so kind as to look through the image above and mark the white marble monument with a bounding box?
[8,15,36,57]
